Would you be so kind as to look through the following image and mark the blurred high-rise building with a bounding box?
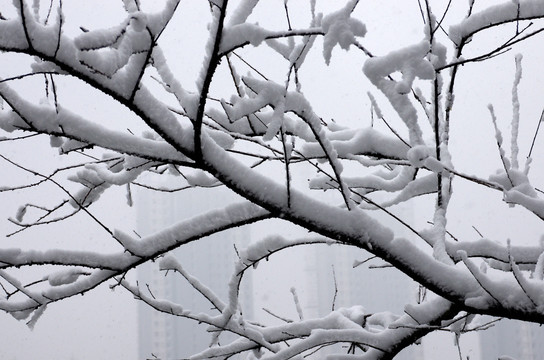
[479,318,544,360]
[136,184,252,359]
[305,201,417,359]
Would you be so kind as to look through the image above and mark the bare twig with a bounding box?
[527,108,544,160]
[263,308,294,323]
[331,265,338,312]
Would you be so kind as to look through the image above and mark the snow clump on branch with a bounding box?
[321,1,367,65]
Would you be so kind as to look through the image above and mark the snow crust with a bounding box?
[321,1,366,65]
[47,268,89,286]
[221,23,271,52]
[363,41,433,144]
[302,127,409,160]
[227,0,259,26]
[449,1,544,44]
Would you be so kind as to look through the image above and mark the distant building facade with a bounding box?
[305,201,417,359]
[136,185,252,359]
[479,318,544,360]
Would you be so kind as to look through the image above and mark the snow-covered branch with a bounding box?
[2,0,544,358]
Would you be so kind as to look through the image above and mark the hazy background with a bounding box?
[0,1,543,359]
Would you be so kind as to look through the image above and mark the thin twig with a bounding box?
[283,0,292,30]
[263,308,294,323]
[331,265,338,311]
[527,108,544,160]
